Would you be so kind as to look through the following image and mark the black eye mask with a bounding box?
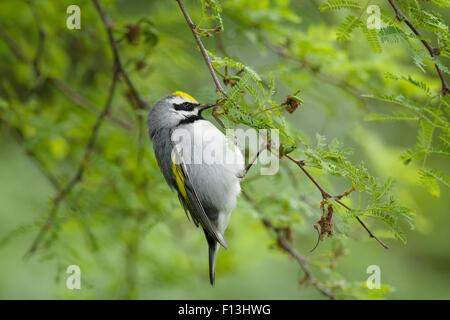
[174,102,198,111]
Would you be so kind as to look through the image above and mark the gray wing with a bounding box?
[171,145,228,249]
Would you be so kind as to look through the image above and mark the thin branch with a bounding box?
[24,149,60,190]
[93,0,148,109]
[93,0,150,187]
[244,138,268,176]
[1,124,61,190]
[242,191,335,299]
[175,0,227,96]
[27,0,45,78]
[244,147,264,175]
[387,0,449,95]
[285,154,389,249]
[273,223,335,299]
[0,21,131,131]
[0,24,30,63]
[0,0,141,258]
[49,77,132,131]
[212,109,226,128]
[285,156,331,199]
[24,68,119,259]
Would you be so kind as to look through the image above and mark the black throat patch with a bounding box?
[177,115,203,126]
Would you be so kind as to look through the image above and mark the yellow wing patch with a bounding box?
[172,153,188,199]
[172,91,198,103]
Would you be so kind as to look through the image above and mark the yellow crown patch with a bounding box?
[172,91,198,103]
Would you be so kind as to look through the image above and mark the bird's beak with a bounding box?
[198,104,216,113]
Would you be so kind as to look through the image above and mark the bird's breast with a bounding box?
[172,120,244,174]
[172,120,244,214]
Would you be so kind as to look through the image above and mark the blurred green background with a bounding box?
[0,0,449,299]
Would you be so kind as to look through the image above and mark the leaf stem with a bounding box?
[242,191,336,299]
[387,0,449,95]
[175,0,227,96]
[285,155,389,249]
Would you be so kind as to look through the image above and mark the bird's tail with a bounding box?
[205,232,219,286]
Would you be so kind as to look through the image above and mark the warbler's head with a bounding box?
[147,91,215,138]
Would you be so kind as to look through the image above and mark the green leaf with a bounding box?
[364,112,419,122]
[336,15,362,41]
[419,169,450,197]
[362,25,382,53]
[209,52,262,81]
[362,94,421,111]
[417,121,434,151]
[419,169,441,197]
[410,8,448,34]
[379,26,409,44]
[384,72,431,95]
[319,0,361,11]
[430,0,450,7]
[410,47,427,72]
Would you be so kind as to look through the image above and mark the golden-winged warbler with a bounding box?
[147,91,244,285]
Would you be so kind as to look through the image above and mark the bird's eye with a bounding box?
[174,102,196,111]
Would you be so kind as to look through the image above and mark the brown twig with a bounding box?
[27,0,45,78]
[335,185,356,200]
[1,124,61,190]
[387,0,449,95]
[93,0,150,183]
[212,109,226,128]
[0,19,131,131]
[242,191,335,299]
[0,0,141,258]
[274,227,335,299]
[285,154,389,249]
[175,0,227,96]
[0,24,30,63]
[24,68,119,258]
[244,137,268,175]
[244,147,264,175]
[49,77,132,131]
[93,0,148,110]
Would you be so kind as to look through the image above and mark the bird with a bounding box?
[147,91,245,285]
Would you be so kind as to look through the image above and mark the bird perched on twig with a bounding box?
[147,91,244,285]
